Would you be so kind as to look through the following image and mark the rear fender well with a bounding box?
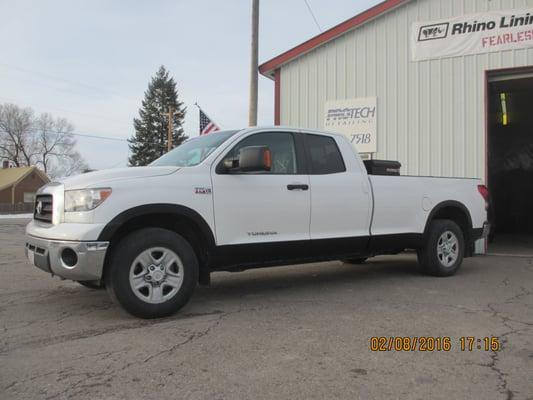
[424,200,474,255]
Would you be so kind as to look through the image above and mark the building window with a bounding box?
[23,192,36,203]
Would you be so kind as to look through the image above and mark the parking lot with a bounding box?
[1,218,532,400]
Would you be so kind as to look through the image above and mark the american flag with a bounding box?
[199,108,220,135]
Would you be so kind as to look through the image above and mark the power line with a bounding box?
[1,128,166,148]
[0,96,132,128]
[303,0,322,32]
[63,131,167,149]
[69,131,130,142]
[0,63,133,101]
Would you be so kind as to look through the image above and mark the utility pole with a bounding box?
[164,106,175,152]
[248,0,259,126]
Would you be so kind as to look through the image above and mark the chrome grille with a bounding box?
[34,195,53,223]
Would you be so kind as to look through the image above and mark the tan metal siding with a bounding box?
[278,0,533,179]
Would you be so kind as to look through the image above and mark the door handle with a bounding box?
[287,184,309,191]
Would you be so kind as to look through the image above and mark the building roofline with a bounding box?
[259,0,409,79]
[0,166,49,192]
[30,166,50,185]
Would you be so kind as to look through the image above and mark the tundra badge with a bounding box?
[194,187,212,195]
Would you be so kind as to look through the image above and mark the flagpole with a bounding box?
[248,0,259,126]
[195,102,218,127]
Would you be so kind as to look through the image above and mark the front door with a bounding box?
[211,131,310,248]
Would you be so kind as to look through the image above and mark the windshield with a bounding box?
[150,130,240,167]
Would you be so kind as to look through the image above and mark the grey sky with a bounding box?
[0,0,381,170]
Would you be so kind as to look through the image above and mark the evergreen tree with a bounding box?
[129,66,187,166]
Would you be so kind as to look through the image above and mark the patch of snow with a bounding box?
[0,213,33,219]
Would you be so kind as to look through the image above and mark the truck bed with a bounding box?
[368,175,485,237]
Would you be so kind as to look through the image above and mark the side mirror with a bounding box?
[221,145,272,173]
[223,158,238,170]
[239,145,271,172]
[223,145,271,173]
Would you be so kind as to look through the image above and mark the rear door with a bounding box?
[211,130,310,246]
[304,133,372,249]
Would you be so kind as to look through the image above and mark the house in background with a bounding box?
[0,161,49,212]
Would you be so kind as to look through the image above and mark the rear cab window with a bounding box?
[305,134,346,174]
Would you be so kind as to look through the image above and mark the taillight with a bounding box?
[478,185,489,206]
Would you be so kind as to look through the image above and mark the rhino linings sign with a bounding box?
[412,9,533,61]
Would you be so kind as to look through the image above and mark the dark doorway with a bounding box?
[487,73,533,254]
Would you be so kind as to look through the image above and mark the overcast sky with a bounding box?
[0,0,381,170]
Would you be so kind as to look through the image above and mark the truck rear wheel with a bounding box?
[417,220,464,277]
[105,228,198,319]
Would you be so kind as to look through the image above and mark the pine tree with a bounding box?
[128,66,187,166]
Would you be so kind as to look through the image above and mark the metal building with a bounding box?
[260,0,533,250]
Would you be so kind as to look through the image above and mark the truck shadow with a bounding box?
[190,255,481,305]
[38,255,482,321]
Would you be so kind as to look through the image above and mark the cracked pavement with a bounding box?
[1,219,532,400]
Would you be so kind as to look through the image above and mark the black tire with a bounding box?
[342,258,368,264]
[105,228,198,319]
[77,280,103,289]
[417,219,464,277]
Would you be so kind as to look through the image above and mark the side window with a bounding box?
[306,134,346,174]
[226,132,298,174]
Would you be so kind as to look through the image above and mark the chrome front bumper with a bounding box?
[25,235,109,281]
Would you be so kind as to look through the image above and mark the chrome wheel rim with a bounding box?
[436,231,459,268]
[129,247,184,304]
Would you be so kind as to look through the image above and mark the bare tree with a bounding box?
[34,113,87,176]
[0,104,35,167]
[49,151,88,178]
[0,103,88,178]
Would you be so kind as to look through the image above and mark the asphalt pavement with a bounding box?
[1,218,532,400]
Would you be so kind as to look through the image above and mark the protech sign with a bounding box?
[411,9,533,61]
[323,97,377,154]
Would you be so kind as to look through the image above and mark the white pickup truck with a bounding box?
[26,127,489,318]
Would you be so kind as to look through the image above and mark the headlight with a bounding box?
[64,188,112,212]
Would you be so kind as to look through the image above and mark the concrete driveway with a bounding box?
[1,218,532,400]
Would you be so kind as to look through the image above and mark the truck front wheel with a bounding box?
[417,220,465,277]
[105,228,198,318]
